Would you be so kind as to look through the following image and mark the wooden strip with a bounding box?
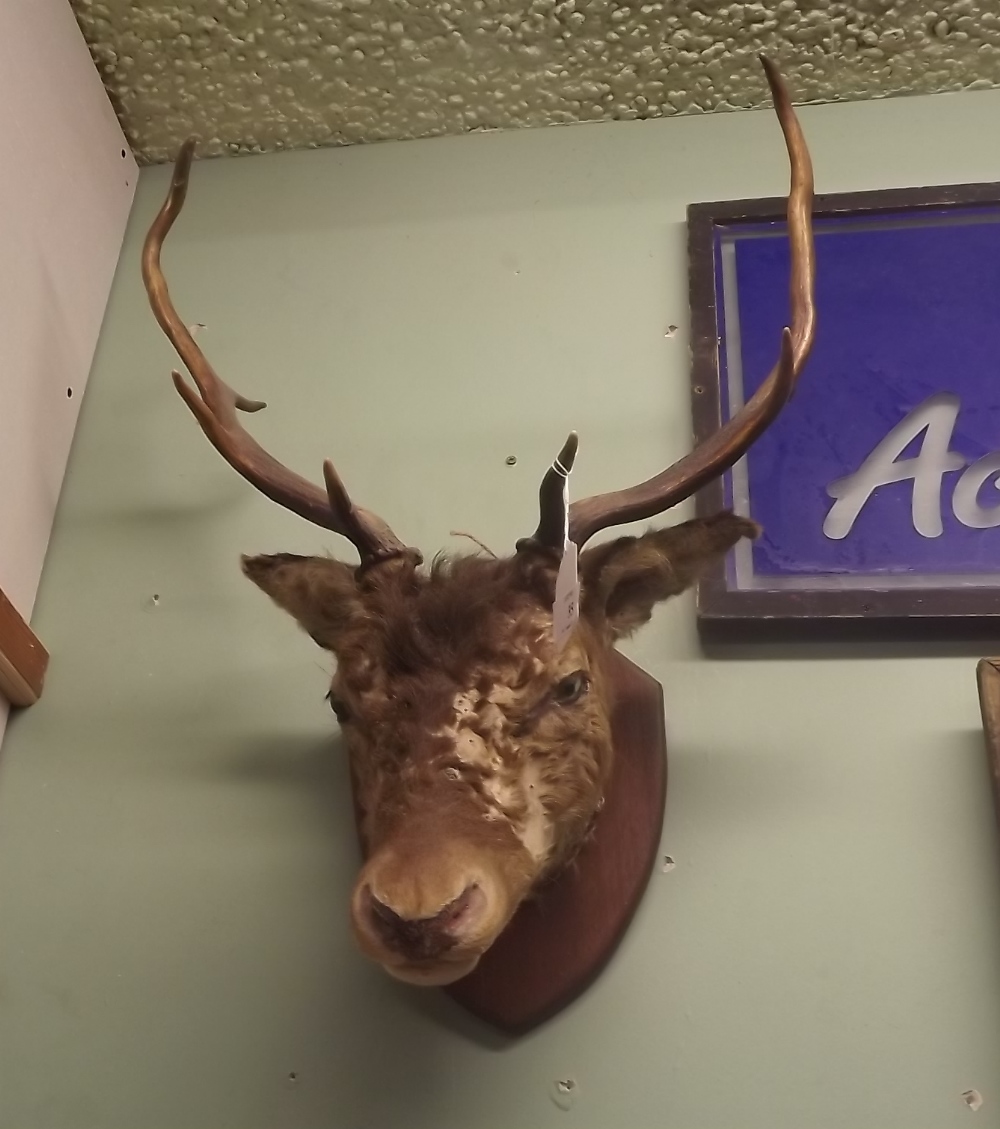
[976,658,1000,822]
[0,585,48,706]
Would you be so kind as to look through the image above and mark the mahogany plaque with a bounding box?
[445,648,667,1033]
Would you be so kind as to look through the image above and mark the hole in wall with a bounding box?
[66,387,73,398]
[963,1089,983,1112]
[550,1078,578,1111]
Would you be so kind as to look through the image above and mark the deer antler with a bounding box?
[141,140,414,568]
[527,55,816,552]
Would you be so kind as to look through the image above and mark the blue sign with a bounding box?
[715,205,1000,595]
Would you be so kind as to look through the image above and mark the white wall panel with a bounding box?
[0,0,136,726]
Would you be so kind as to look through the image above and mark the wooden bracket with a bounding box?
[445,649,667,1033]
[975,658,1000,820]
[0,585,48,706]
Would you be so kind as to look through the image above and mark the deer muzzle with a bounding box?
[349,844,524,986]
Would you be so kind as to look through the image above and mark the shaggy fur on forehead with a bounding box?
[356,553,557,680]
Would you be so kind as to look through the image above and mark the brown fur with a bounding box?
[244,511,757,985]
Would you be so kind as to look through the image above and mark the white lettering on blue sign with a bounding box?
[824,392,1000,539]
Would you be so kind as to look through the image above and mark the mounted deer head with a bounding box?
[141,57,815,988]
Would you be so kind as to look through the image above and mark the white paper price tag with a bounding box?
[552,463,580,650]
[553,539,580,650]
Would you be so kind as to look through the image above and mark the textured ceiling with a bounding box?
[73,1,1000,165]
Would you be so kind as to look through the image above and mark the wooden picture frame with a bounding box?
[976,658,1000,820]
[0,585,48,706]
[689,181,1000,641]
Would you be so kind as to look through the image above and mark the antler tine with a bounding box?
[141,139,413,567]
[565,55,816,548]
[518,432,579,554]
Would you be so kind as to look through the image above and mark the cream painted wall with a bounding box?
[0,0,137,726]
[1,85,1000,1128]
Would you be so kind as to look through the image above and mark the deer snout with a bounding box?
[364,883,486,962]
[350,853,514,985]
[349,828,535,985]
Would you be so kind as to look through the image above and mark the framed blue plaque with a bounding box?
[688,182,1000,638]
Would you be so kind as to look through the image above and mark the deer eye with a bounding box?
[552,671,590,706]
[325,691,351,725]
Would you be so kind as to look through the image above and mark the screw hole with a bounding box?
[66,387,73,398]
[121,148,127,158]
[550,1077,578,1110]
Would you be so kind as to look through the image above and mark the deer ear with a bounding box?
[580,513,759,640]
[241,553,362,651]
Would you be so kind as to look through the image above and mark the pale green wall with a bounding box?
[3,87,1000,1129]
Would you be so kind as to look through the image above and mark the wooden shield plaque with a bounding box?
[444,648,667,1034]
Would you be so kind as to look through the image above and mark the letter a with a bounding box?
[824,392,965,539]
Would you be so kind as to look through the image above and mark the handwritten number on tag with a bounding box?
[553,541,580,649]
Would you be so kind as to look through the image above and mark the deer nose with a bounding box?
[364,884,485,961]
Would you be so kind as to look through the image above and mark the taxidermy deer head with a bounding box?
[141,57,815,988]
